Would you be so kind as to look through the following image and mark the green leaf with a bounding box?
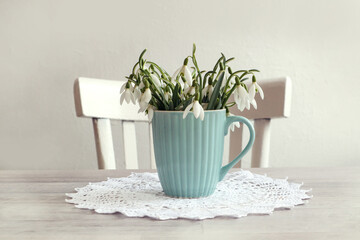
[207,71,224,110]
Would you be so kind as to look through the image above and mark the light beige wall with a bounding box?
[1,0,359,169]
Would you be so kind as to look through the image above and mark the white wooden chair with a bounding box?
[73,76,291,169]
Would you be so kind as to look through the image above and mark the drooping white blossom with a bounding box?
[183,85,196,96]
[147,105,154,121]
[138,101,148,113]
[140,88,152,104]
[183,100,205,121]
[164,91,171,102]
[226,112,241,132]
[249,81,264,101]
[202,84,214,98]
[172,63,192,86]
[234,84,250,111]
[132,85,142,102]
[120,82,127,94]
[150,74,161,87]
[120,87,136,104]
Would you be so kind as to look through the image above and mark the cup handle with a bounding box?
[219,116,255,181]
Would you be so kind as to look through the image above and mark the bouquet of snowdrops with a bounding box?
[120,44,264,122]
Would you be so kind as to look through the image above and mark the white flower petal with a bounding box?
[138,101,148,112]
[151,74,161,87]
[183,102,194,119]
[245,99,251,110]
[202,87,207,96]
[184,66,193,85]
[251,99,257,109]
[249,84,256,101]
[141,88,152,103]
[171,67,181,81]
[139,82,145,90]
[120,82,127,93]
[124,90,132,104]
[199,107,205,121]
[240,99,246,111]
[120,92,125,104]
[133,87,141,101]
[256,82,264,99]
[192,101,201,119]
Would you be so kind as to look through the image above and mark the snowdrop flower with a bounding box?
[138,101,148,113]
[172,58,192,86]
[138,81,145,90]
[250,99,257,110]
[120,82,136,104]
[136,65,148,77]
[226,112,241,132]
[202,84,214,98]
[140,88,152,104]
[234,84,250,111]
[184,84,196,96]
[164,91,171,102]
[147,105,155,122]
[183,93,205,121]
[132,85,142,102]
[150,73,161,87]
[137,102,155,121]
[248,81,264,101]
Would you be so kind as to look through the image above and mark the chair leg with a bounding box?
[251,118,271,168]
[92,118,116,169]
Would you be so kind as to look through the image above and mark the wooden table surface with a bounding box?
[1,167,359,240]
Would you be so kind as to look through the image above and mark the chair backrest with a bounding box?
[74,77,155,169]
[74,76,291,169]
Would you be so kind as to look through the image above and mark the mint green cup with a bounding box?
[152,109,255,198]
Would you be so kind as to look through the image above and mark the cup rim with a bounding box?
[153,109,226,113]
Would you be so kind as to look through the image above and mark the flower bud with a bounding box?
[143,79,150,88]
[235,76,241,85]
[252,75,256,83]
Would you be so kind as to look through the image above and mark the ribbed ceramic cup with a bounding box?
[152,109,255,198]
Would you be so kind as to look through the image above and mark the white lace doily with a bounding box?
[66,170,312,220]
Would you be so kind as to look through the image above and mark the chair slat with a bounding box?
[149,123,156,169]
[251,119,272,167]
[92,118,116,169]
[122,121,139,169]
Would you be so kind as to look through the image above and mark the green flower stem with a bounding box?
[223,70,247,93]
[212,56,224,72]
[203,71,215,88]
[148,61,170,78]
[221,84,237,108]
[132,62,139,75]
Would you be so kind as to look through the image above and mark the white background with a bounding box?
[1,0,359,169]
